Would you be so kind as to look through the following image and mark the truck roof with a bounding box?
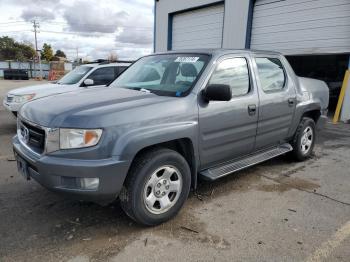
[81,62,132,68]
[153,48,283,56]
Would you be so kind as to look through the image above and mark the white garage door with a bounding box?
[171,4,224,50]
[250,0,350,55]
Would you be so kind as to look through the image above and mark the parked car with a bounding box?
[13,49,328,226]
[3,61,131,116]
[3,69,29,80]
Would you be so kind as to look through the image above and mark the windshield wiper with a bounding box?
[117,86,156,95]
[128,87,153,93]
[140,88,151,93]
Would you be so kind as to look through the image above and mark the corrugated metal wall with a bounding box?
[250,0,350,54]
[171,4,225,50]
[0,61,73,78]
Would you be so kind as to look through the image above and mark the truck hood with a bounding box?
[8,83,76,99]
[20,87,174,127]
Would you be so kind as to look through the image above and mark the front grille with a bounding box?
[7,95,14,103]
[19,120,46,154]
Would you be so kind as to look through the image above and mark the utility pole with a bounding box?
[32,20,43,80]
[76,47,79,64]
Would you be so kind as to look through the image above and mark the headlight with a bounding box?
[60,128,103,149]
[13,94,36,103]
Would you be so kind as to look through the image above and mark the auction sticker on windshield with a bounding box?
[175,57,199,63]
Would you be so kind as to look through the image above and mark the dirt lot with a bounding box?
[0,79,349,262]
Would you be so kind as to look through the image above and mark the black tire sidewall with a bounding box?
[129,150,191,226]
[294,118,316,160]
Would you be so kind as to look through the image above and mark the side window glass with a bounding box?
[256,58,286,92]
[208,58,250,97]
[116,66,128,76]
[87,67,115,85]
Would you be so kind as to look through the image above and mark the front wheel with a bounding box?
[120,148,191,226]
[291,117,316,161]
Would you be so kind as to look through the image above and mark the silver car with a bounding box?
[3,61,131,116]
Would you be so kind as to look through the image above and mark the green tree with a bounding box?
[0,36,16,59]
[0,36,15,50]
[16,42,36,61]
[0,36,35,61]
[41,43,54,61]
[55,49,66,58]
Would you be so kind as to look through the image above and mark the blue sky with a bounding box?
[0,0,154,60]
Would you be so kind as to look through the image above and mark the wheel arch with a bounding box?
[289,102,321,138]
[123,138,199,190]
[113,122,200,189]
[301,109,321,124]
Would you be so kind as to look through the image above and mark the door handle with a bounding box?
[288,98,295,106]
[248,104,256,115]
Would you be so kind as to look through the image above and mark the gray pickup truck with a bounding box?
[13,49,329,226]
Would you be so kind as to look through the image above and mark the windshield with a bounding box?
[57,66,93,85]
[110,54,210,96]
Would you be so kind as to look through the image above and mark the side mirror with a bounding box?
[83,79,94,86]
[202,84,232,101]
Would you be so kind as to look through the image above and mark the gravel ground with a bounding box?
[0,79,349,262]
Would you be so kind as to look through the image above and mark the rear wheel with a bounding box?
[120,148,191,226]
[291,117,316,161]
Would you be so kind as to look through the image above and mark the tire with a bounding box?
[290,117,316,161]
[120,148,191,226]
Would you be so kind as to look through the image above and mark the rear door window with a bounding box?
[255,58,286,92]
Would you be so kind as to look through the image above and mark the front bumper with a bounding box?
[13,135,131,204]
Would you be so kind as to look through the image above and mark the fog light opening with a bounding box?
[79,178,99,190]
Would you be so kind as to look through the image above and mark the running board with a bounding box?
[200,143,293,181]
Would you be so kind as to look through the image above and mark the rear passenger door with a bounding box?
[253,56,296,150]
[198,55,259,169]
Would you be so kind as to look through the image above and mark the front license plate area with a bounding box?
[15,154,30,180]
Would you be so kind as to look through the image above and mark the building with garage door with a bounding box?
[154,0,350,108]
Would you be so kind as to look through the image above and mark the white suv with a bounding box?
[3,61,131,116]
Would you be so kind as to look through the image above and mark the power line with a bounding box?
[0,30,32,33]
[41,20,153,30]
[0,20,153,34]
[0,20,27,25]
[39,30,116,36]
[39,31,137,38]
[0,28,150,35]
[0,20,153,30]
[0,23,28,28]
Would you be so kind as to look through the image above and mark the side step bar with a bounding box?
[200,143,293,181]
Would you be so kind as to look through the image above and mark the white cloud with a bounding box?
[0,0,154,60]
[117,29,153,46]
[21,7,56,21]
[63,0,128,33]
